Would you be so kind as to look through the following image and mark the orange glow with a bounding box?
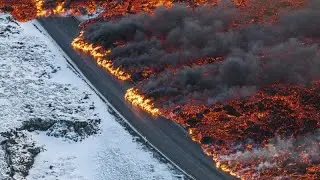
[1,0,307,23]
[35,1,66,16]
[123,81,319,179]
[239,0,306,23]
[2,0,318,179]
[35,0,46,17]
[0,0,37,22]
[158,81,320,179]
[125,88,161,116]
[0,0,97,22]
[71,32,130,81]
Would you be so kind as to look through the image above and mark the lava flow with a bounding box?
[124,81,320,179]
[0,0,304,24]
[157,82,320,179]
[0,0,99,22]
[125,88,161,116]
[2,0,320,179]
[71,32,131,80]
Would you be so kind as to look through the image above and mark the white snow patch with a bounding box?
[0,14,182,180]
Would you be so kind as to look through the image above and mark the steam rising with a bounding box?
[82,2,320,104]
[80,1,320,178]
[3,0,319,178]
[218,130,320,178]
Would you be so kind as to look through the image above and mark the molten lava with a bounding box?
[71,32,131,81]
[2,0,320,179]
[125,88,161,116]
[157,82,320,179]
[1,0,303,22]
[0,0,98,22]
[124,80,320,179]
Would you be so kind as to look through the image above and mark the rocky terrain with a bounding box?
[0,14,183,180]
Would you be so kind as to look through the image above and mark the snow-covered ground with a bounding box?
[0,14,183,180]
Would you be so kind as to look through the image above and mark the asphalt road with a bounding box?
[38,17,234,180]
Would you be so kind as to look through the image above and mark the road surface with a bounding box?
[38,17,235,180]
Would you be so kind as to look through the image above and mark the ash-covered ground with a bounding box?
[0,14,183,180]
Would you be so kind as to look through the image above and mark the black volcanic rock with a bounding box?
[223,105,241,117]
[20,118,100,142]
[195,112,204,119]
[0,130,42,178]
[203,109,210,114]
[19,118,55,132]
[185,118,200,127]
[131,72,144,82]
[200,136,214,145]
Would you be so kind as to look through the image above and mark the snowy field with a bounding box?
[0,14,183,180]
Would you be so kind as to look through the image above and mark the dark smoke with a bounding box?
[83,4,238,72]
[79,2,320,178]
[140,39,319,104]
[82,1,320,104]
[77,2,320,177]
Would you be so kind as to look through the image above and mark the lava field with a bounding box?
[1,0,319,179]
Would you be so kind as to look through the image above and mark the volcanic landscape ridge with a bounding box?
[1,0,319,179]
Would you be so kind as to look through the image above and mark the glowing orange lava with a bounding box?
[1,0,306,23]
[71,32,131,80]
[73,1,319,178]
[2,0,319,179]
[158,81,320,179]
[0,0,97,22]
[125,88,161,116]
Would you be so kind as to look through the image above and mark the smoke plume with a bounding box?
[81,2,320,178]
[82,2,320,103]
